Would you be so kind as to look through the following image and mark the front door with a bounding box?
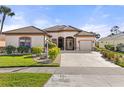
[66,38,74,50]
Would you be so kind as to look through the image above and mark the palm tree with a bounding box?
[0,6,15,34]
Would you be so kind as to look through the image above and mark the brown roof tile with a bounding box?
[3,26,46,34]
[74,31,95,36]
[43,25,82,32]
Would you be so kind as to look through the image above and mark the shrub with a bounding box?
[31,47,43,55]
[5,45,16,54]
[105,44,115,51]
[116,43,124,52]
[0,47,5,53]
[96,47,124,65]
[48,42,57,49]
[107,51,115,60]
[17,46,30,53]
[95,42,99,48]
[48,47,60,60]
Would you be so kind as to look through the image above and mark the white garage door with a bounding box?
[79,41,92,51]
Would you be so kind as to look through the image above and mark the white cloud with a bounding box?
[3,12,29,31]
[55,18,61,23]
[3,24,27,31]
[102,14,110,18]
[86,6,110,25]
[81,24,111,37]
[33,18,52,28]
[39,6,51,10]
[33,17,62,28]
[87,6,103,24]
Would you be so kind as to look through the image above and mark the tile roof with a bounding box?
[43,25,82,32]
[74,31,95,36]
[99,32,124,41]
[3,26,47,34]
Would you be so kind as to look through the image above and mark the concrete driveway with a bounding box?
[61,52,119,67]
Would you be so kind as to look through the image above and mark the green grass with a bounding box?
[116,52,124,55]
[0,73,52,87]
[116,62,124,67]
[0,55,60,67]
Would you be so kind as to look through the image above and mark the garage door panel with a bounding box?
[79,41,92,51]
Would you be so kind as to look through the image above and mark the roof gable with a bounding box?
[74,31,95,36]
[43,25,82,32]
[3,26,46,34]
[99,32,124,41]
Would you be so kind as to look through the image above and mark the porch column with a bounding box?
[64,38,66,50]
[74,37,76,50]
[57,37,58,47]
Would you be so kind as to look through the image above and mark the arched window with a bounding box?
[19,37,31,47]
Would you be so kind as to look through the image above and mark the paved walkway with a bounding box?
[61,52,119,67]
[45,74,124,87]
[1,67,124,87]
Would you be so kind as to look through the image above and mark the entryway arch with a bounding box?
[58,37,64,50]
[66,36,74,50]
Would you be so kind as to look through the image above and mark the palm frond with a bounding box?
[0,6,11,14]
[8,12,15,17]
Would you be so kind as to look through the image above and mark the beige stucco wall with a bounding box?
[76,37,96,50]
[0,41,5,47]
[5,35,45,47]
[5,31,96,51]
[48,31,96,50]
[99,37,124,48]
[48,31,78,49]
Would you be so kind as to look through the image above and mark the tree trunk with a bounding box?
[0,14,6,35]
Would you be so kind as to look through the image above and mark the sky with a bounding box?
[2,5,124,37]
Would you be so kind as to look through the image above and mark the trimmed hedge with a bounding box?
[96,47,124,66]
[5,45,16,54]
[17,46,31,53]
[104,44,115,51]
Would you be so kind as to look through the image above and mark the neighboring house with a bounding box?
[98,32,124,48]
[0,35,5,48]
[3,25,96,51]
[3,26,51,47]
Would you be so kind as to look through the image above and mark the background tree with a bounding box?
[95,33,100,39]
[90,32,100,39]
[110,26,121,35]
[0,6,15,34]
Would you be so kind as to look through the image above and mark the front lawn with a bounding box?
[0,73,52,87]
[0,55,59,67]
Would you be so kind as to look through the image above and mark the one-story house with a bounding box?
[3,26,51,48]
[3,25,96,51]
[98,32,124,48]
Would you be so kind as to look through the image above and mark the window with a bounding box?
[52,38,57,44]
[19,37,31,47]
